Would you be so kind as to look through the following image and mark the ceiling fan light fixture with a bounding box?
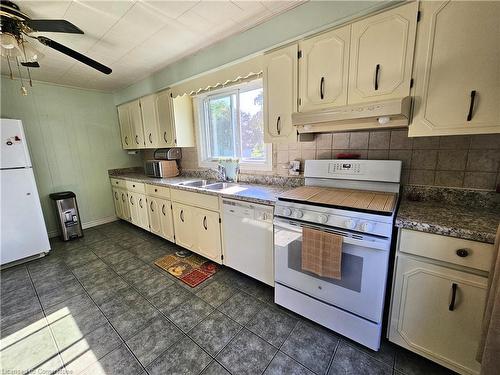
[0,32,19,49]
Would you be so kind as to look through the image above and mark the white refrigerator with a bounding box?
[1,118,50,266]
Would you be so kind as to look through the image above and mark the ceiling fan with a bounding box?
[1,0,112,92]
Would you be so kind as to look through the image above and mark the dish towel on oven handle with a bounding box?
[301,227,342,279]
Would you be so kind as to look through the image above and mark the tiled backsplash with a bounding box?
[167,129,500,191]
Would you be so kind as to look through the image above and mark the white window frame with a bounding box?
[194,79,272,172]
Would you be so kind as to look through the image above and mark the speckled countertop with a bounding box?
[396,200,500,244]
[110,173,290,206]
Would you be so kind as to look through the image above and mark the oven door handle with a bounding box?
[274,219,389,251]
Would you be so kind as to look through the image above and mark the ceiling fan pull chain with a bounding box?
[15,58,28,96]
[20,37,33,87]
[6,57,14,80]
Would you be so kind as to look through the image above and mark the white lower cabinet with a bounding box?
[389,230,492,375]
[193,208,222,263]
[128,192,149,230]
[172,202,195,250]
[148,196,174,242]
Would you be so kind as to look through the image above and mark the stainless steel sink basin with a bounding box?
[177,180,210,188]
[204,182,239,190]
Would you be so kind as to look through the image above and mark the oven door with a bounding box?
[274,217,391,323]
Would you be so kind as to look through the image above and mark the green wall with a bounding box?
[114,0,396,105]
[1,77,142,235]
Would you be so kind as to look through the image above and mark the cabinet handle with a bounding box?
[449,283,458,311]
[139,198,143,208]
[374,64,380,91]
[114,192,118,199]
[276,116,281,135]
[150,201,154,212]
[467,90,476,121]
[135,135,139,144]
[161,204,166,216]
[124,136,129,145]
[320,76,325,100]
[456,248,470,257]
[180,210,184,222]
[121,193,126,202]
[203,216,207,230]
[130,196,133,205]
[163,131,168,143]
[148,133,152,143]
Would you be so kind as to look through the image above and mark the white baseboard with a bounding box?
[48,215,118,238]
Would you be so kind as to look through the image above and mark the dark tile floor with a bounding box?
[0,221,456,375]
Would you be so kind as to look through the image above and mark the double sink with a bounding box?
[176,180,239,191]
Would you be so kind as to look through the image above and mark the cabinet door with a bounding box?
[148,196,162,235]
[121,190,131,221]
[409,1,500,136]
[299,25,350,112]
[194,208,222,263]
[348,2,417,104]
[136,193,149,230]
[128,192,139,225]
[112,188,123,219]
[156,90,176,148]
[390,255,487,374]
[172,94,195,147]
[263,44,298,143]
[117,104,133,149]
[140,94,159,148]
[172,202,195,250]
[158,199,175,242]
[129,100,145,148]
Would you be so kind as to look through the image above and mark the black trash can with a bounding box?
[49,191,83,241]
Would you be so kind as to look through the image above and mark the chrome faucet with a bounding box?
[217,164,227,181]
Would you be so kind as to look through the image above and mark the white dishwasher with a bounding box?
[222,199,274,286]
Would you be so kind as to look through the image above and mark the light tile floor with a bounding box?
[0,221,456,375]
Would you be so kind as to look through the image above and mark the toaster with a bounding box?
[144,160,179,178]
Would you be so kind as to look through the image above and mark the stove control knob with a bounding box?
[281,208,292,217]
[318,214,329,224]
[344,219,356,230]
[359,222,373,232]
[294,210,304,218]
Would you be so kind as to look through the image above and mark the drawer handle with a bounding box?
[456,248,470,257]
[466,90,476,121]
[155,188,158,192]
[133,184,135,187]
[203,216,207,230]
[150,201,154,212]
[320,76,325,100]
[449,283,458,311]
[180,210,184,222]
[374,64,380,91]
[162,204,166,216]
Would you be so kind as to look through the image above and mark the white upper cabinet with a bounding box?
[117,90,195,149]
[140,94,160,148]
[348,2,418,104]
[117,103,133,150]
[129,100,145,148]
[263,44,298,143]
[299,25,351,111]
[409,1,500,137]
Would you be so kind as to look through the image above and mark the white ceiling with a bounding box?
[1,0,304,91]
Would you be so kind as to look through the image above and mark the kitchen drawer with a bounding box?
[145,184,170,199]
[125,181,146,194]
[170,189,219,212]
[110,178,126,189]
[399,229,494,272]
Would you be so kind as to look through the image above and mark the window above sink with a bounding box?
[194,79,272,172]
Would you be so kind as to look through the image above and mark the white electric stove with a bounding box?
[273,159,402,350]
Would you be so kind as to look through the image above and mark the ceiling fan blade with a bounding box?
[37,36,112,75]
[21,61,40,68]
[26,19,83,34]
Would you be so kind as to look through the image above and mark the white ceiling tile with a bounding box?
[7,0,305,90]
[143,0,199,19]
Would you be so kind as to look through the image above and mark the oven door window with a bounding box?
[274,220,390,323]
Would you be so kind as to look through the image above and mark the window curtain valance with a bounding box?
[170,55,264,98]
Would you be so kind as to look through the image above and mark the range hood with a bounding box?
[292,96,412,134]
